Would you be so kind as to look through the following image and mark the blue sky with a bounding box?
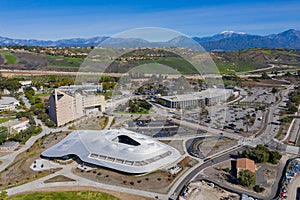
[0,0,300,40]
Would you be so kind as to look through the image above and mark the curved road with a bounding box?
[168,145,245,199]
[171,85,294,200]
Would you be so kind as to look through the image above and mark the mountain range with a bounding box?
[1,29,300,51]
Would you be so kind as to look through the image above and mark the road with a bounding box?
[21,94,31,109]
[171,84,294,200]
[0,119,69,172]
[0,95,69,171]
[169,145,245,199]
[287,174,300,200]
[0,69,266,79]
[2,82,298,199]
[170,118,244,141]
[5,162,167,200]
[283,104,300,143]
[245,85,293,147]
[103,116,114,130]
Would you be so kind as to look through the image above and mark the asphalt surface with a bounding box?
[172,85,295,200]
[171,145,245,199]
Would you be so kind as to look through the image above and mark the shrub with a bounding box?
[253,185,265,193]
[224,167,231,173]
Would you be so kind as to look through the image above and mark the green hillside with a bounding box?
[1,47,300,74]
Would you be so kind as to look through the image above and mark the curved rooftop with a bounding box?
[42,129,181,173]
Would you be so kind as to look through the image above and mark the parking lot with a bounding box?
[282,159,300,200]
[201,87,276,135]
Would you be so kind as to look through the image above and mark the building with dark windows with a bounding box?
[48,86,105,126]
[157,88,235,108]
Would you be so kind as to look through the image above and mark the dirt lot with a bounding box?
[69,116,108,130]
[0,131,69,190]
[73,156,198,194]
[206,137,238,157]
[44,175,75,183]
[203,155,288,198]
[0,151,15,157]
[184,180,239,200]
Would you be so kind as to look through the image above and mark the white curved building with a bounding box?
[42,129,181,174]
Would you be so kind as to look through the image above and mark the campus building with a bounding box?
[41,129,181,174]
[48,86,105,126]
[2,118,30,133]
[157,88,234,108]
[0,97,20,112]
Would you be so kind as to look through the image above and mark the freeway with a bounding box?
[0,69,283,79]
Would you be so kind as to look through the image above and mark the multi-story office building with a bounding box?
[157,88,235,108]
[49,86,105,126]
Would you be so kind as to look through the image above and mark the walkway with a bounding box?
[5,162,168,200]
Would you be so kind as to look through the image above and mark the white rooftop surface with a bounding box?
[0,97,19,105]
[42,129,181,173]
[19,80,32,86]
[161,88,231,101]
[1,118,28,127]
[0,141,19,148]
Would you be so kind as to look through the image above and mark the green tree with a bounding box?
[45,119,55,127]
[24,87,35,99]
[271,87,278,94]
[0,77,21,92]
[243,145,269,163]
[129,104,139,113]
[0,190,7,200]
[0,127,8,144]
[238,169,256,187]
[242,145,281,164]
[287,102,298,114]
[281,116,293,124]
[261,72,270,79]
[268,151,282,164]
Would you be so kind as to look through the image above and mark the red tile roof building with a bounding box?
[236,158,255,174]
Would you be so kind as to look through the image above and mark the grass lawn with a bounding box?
[34,93,50,100]
[0,50,17,64]
[215,61,255,74]
[45,55,84,68]
[9,191,119,200]
[0,117,15,124]
[34,93,50,97]
[4,55,17,64]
